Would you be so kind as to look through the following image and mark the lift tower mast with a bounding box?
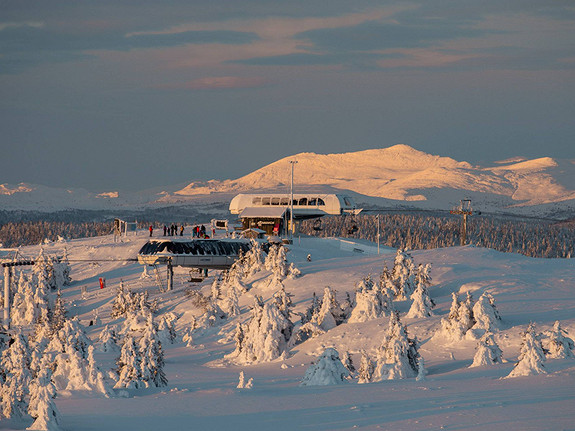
[450,199,473,246]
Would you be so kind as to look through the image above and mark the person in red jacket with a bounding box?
[149,225,153,237]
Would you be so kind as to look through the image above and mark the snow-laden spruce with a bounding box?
[157,312,178,346]
[300,348,349,386]
[27,367,62,431]
[10,271,50,327]
[348,275,393,323]
[391,249,417,299]
[434,292,476,341]
[372,312,420,381]
[357,350,375,384]
[406,283,434,318]
[98,325,119,353]
[506,323,546,378]
[471,292,501,333]
[115,315,168,389]
[0,332,32,419]
[542,321,574,359]
[469,332,503,367]
[227,296,293,364]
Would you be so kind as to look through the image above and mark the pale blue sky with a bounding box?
[1,0,574,192]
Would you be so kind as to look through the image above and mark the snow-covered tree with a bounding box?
[98,325,119,353]
[471,292,501,332]
[50,290,67,334]
[469,332,503,367]
[11,272,37,326]
[139,319,168,388]
[273,285,294,320]
[341,351,355,377]
[435,292,474,342]
[357,350,374,384]
[27,367,62,431]
[32,249,57,291]
[242,240,265,277]
[300,348,349,386]
[237,371,253,389]
[228,298,293,364]
[300,292,321,325]
[506,323,546,378]
[0,332,32,419]
[114,334,143,389]
[349,280,383,323]
[86,345,113,396]
[313,286,345,330]
[458,292,476,332]
[373,312,420,381]
[157,312,178,346]
[406,282,435,319]
[48,317,91,359]
[391,249,416,299]
[543,321,574,359]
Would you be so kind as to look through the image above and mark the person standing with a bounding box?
[149,225,153,237]
[163,225,167,236]
[180,225,184,236]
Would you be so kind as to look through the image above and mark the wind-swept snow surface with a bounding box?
[1,232,575,430]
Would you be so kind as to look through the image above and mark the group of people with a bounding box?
[148,223,214,238]
[192,224,208,238]
[163,224,184,237]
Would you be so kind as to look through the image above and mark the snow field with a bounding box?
[2,231,575,430]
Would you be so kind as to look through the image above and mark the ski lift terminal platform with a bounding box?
[137,239,252,270]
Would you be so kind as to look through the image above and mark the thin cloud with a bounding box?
[160,76,268,90]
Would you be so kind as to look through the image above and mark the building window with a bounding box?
[298,197,307,206]
[252,197,262,205]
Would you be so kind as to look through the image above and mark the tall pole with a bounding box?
[289,160,297,239]
[376,214,380,255]
[3,266,11,330]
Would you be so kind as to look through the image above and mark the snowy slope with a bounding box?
[2,230,575,430]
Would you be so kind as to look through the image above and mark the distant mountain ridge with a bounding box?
[2,145,575,216]
[173,145,575,208]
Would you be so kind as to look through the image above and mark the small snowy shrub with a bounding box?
[300,348,349,386]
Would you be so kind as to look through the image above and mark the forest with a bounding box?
[300,213,575,258]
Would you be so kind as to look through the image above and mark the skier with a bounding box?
[163,225,167,236]
[180,225,184,236]
[149,225,153,237]
[307,254,312,262]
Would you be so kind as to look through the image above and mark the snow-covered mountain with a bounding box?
[173,145,575,210]
[2,145,575,216]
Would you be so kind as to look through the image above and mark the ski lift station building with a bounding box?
[229,193,360,235]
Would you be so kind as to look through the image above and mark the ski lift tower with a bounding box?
[450,199,473,246]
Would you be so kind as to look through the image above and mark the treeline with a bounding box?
[0,221,113,247]
[300,213,575,258]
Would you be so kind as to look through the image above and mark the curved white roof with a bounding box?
[229,193,358,217]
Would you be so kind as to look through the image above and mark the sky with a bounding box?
[1,0,574,192]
